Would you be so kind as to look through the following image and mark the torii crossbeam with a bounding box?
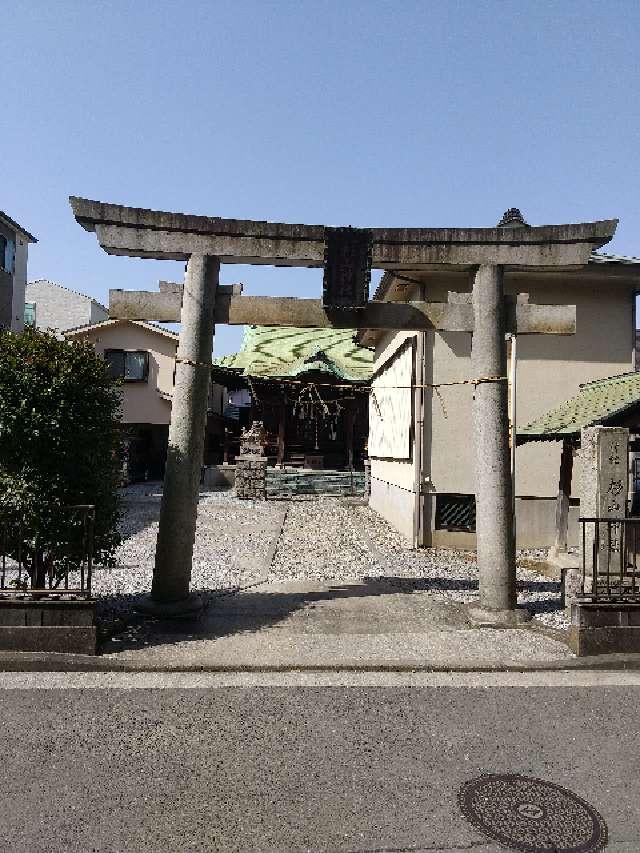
[69,197,617,624]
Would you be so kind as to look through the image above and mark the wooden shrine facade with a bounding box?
[216,370,369,471]
[212,325,372,470]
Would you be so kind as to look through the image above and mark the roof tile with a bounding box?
[213,326,373,382]
[519,371,640,442]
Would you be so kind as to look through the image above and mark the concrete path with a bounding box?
[100,579,573,669]
[1,670,637,852]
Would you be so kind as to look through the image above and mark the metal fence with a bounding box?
[0,505,95,598]
[579,517,640,602]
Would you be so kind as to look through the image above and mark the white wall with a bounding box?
[368,329,417,543]
[368,269,637,547]
[26,280,106,333]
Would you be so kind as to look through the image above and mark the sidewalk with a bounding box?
[5,578,640,671]
[92,574,576,671]
[98,578,574,669]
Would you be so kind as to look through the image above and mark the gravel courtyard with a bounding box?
[95,485,567,632]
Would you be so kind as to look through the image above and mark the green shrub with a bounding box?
[0,327,123,583]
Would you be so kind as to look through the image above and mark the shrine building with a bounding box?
[212,325,372,475]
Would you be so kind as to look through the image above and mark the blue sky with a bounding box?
[4,0,640,354]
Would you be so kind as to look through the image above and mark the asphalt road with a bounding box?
[1,671,639,853]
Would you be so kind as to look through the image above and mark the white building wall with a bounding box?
[25,280,107,334]
[369,271,637,547]
[369,329,417,541]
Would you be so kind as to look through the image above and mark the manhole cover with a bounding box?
[458,774,607,852]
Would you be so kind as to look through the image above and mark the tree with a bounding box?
[0,327,123,586]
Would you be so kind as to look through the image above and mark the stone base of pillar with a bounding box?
[135,592,206,619]
[467,604,532,627]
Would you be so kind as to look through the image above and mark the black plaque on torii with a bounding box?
[322,226,373,309]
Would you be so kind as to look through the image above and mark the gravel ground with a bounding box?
[88,484,285,622]
[268,496,568,630]
[53,485,566,631]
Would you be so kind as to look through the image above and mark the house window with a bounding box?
[104,349,149,382]
[0,235,15,274]
[24,303,36,326]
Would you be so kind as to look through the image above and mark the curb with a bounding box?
[2,651,640,674]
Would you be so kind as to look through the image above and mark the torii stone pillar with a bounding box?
[144,254,219,613]
[468,265,523,623]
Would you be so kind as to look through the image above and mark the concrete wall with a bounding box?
[369,269,637,548]
[203,464,235,490]
[431,500,580,549]
[369,476,415,541]
[25,280,107,333]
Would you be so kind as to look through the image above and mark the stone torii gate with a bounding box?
[69,197,617,623]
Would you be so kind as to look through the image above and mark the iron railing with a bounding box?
[0,505,95,599]
[579,517,640,602]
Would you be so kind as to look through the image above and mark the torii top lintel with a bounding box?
[69,197,617,269]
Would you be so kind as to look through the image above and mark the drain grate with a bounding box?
[458,774,607,853]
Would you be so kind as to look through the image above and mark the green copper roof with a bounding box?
[214,326,373,383]
[518,371,640,443]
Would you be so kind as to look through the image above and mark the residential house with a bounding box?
[65,318,227,481]
[0,210,37,332]
[361,252,640,548]
[25,279,108,333]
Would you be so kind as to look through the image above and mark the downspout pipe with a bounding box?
[413,283,426,549]
[507,333,517,544]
